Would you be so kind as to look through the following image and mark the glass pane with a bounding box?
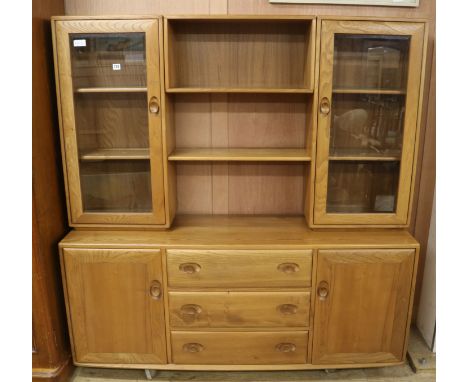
[74,93,149,153]
[69,33,152,213]
[330,93,404,158]
[81,161,152,213]
[327,161,399,213]
[70,33,146,88]
[333,34,410,91]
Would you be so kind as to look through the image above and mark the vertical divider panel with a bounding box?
[146,19,167,224]
[211,94,230,214]
[161,248,172,363]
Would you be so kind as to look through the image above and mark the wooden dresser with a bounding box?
[52,15,428,371]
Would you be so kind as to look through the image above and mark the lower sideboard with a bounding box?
[59,216,419,370]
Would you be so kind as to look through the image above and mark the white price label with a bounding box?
[73,39,86,47]
[112,63,121,71]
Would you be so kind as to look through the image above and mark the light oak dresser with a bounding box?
[52,15,428,372]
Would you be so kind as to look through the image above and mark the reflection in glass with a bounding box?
[330,94,405,158]
[327,161,399,213]
[325,33,411,215]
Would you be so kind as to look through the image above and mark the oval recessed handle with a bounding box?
[183,343,204,353]
[149,96,160,114]
[277,304,298,315]
[320,97,331,115]
[276,343,296,353]
[181,304,202,317]
[149,280,162,300]
[277,262,299,274]
[317,280,329,301]
[179,262,201,274]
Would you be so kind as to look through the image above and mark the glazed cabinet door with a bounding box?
[62,248,167,364]
[312,249,415,364]
[314,20,426,225]
[54,19,165,226]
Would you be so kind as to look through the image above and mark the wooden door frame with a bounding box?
[314,20,426,226]
[54,18,166,226]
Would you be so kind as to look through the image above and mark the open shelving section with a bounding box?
[163,16,316,218]
[164,16,315,93]
[75,86,148,93]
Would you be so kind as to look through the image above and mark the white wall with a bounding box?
[416,190,436,351]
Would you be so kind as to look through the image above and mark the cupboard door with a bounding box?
[62,248,167,364]
[314,21,426,225]
[55,19,165,226]
[312,249,415,364]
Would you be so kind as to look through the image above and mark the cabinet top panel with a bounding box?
[51,15,427,23]
[60,216,418,249]
[52,15,161,21]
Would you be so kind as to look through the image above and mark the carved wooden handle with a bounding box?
[149,281,162,300]
[277,304,298,315]
[277,262,299,274]
[181,304,202,317]
[317,281,329,301]
[149,96,160,114]
[320,97,331,115]
[179,263,201,274]
[275,343,296,353]
[183,343,204,353]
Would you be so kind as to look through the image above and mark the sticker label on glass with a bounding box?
[73,39,86,47]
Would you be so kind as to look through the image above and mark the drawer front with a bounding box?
[171,331,308,364]
[169,291,311,328]
[166,250,312,287]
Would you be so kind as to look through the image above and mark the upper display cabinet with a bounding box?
[52,18,167,227]
[314,20,426,226]
[52,16,427,229]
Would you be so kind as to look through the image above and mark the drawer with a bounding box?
[169,291,311,328]
[166,250,312,288]
[171,331,308,364]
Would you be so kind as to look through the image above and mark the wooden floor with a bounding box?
[71,330,435,382]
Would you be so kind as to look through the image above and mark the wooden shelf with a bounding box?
[329,149,401,162]
[75,87,147,93]
[168,148,312,162]
[166,87,314,94]
[333,88,405,95]
[80,148,150,161]
[329,155,401,162]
